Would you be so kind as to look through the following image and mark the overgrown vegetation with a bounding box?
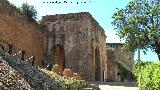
[106,46,134,82]
[19,3,37,21]
[133,61,160,90]
[9,3,17,9]
[10,2,42,29]
[41,68,87,90]
[116,60,133,82]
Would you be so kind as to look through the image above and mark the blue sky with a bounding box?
[8,0,158,62]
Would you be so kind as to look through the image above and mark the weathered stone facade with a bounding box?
[41,13,107,81]
[106,48,120,82]
[0,0,114,81]
[106,43,134,82]
[106,43,134,69]
[0,0,135,82]
[0,0,44,66]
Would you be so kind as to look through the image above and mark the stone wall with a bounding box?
[0,0,44,66]
[106,44,134,82]
[106,48,121,82]
[41,12,107,81]
[88,16,107,81]
[0,0,107,81]
[106,43,134,69]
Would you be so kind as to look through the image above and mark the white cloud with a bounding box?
[8,0,31,7]
[105,30,125,43]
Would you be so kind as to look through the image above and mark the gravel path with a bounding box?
[90,82,138,90]
[99,85,138,90]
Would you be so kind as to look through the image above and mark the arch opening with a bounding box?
[52,45,65,73]
[95,47,101,81]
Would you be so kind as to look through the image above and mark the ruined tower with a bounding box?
[41,12,107,81]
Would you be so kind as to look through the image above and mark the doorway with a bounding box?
[52,45,65,72]
[95,48,101,81]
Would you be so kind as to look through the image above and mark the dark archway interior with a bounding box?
[95,48,101,81]
[52,45,65,72]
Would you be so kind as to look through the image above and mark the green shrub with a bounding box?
[41,68,87,90]
[133,61,160,90]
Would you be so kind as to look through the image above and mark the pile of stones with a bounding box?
[0,51,59,90]
[0,59,33,90]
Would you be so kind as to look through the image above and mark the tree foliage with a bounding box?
[112,0,160,59]
[133,61,160,90]
[20,3,37,21]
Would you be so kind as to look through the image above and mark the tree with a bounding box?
[112,0,160,60]
[20,3,37,21]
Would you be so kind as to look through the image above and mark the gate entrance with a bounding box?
[52,45,65,72]
[95,48,101,81]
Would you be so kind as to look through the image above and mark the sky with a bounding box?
[8,0,159,62]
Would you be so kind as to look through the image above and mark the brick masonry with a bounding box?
[106,43,134,82]
[41,12,107,81]
[0,0,44,66]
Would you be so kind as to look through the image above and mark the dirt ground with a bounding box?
[90,82,138,90]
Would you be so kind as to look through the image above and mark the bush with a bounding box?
[133,61,160,90]
[41,68,87,90]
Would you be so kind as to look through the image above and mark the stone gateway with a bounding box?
[41,12,107,81]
